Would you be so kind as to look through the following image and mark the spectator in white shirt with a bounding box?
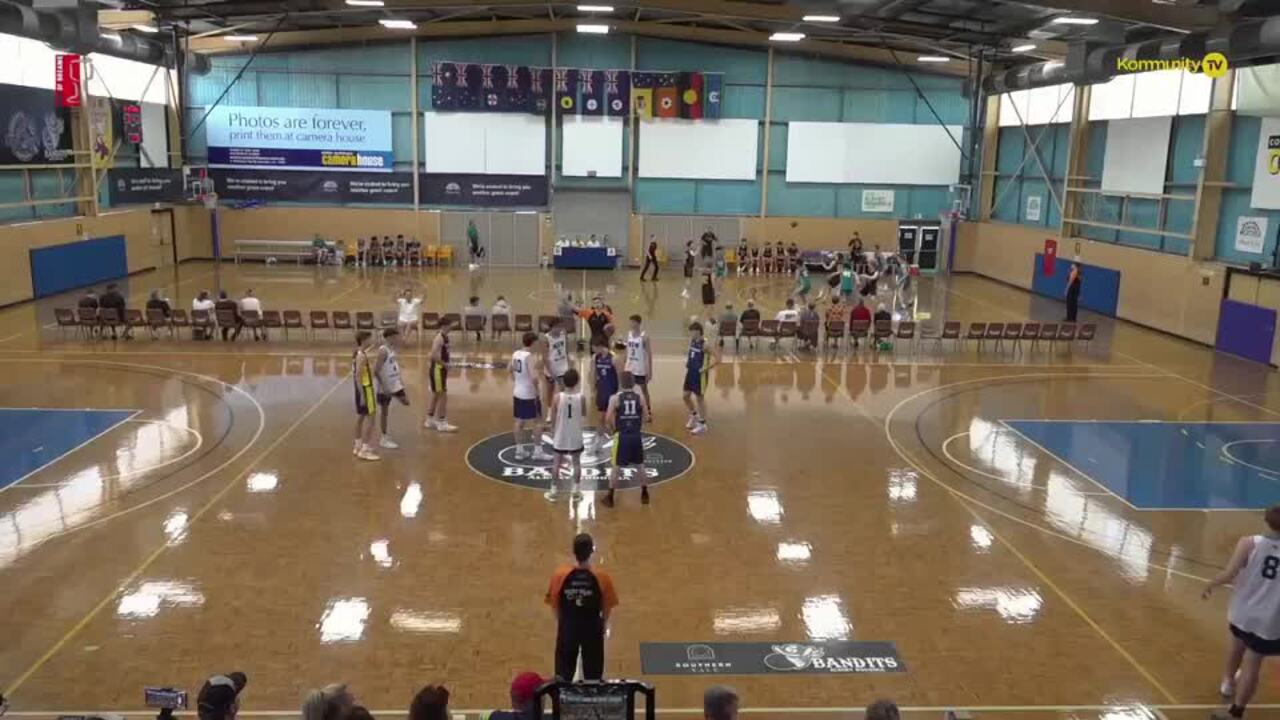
[490,295,513,339]
[396,288,423,339]
[775,298,800,324]
[192,290,215,341]
[239,289,263,341]
[463,295,486,341]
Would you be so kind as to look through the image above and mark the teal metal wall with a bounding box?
[1216,116,1280,263]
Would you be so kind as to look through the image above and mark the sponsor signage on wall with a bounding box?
[0,83,72,165]
[639,641,905,676]
[1025,194,1043,222]
[421,173,548,207]
[55,54,82,108]
[211,169,416,204]
[109,168,186,205]
[206,106,394,172]
[1251,117,1280,211]
[1235,215,1270,254]
[861,189,895,213]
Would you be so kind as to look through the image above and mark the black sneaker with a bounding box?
[641,486,650,504]
[602,490,615,508]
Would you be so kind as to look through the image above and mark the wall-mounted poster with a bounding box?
[1235,215,1270,254]
[0,83,71,165]
[1251,117,1280,210]
[862,189,895,213]
[1025,195,1043,222]
[206,106,393,172]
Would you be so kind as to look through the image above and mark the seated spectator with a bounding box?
[799,303,820,349]
[718,303,736,326]
[100,282,129,339]
[349,708,376,720]
[774,298,800,324]
[397,289,423,338]
[482,672,544,720]
[739,300,760,325]
[704,686,739,720]
[302,684,355,720]
[865,700,899,720]
[240,289,264,341]
[196,672,247,720]
[192,290,215,341]
[850,298,872,348]
[214,291,241,342]
[490,295,513,339]
[874,303,892,325]
[409,685,450,720]
[825,297,845,324]
[146,289,171,317]
[463,296,486,341]
[77,288,99,310]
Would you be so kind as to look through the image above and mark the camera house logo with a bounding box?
[1115,52,1229,79]
[466,430,694,490]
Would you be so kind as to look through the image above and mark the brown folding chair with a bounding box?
[761,319,780,349]
[895,321,916,353]
[718,317,738,351]
[379,311,398,329]
[1058,323,1078,347]
[873,319,893,349]
[464,313,486,342]
[940,321,961,351]
[965,322,986,349]
[76,307,100,338]
[491,314,512,341]
[54,308,77,338]
[1036,322,1058,350]
[124,309,147,336]
[214,309,239,341]
[355,311,376,331]
[1077,323,1097,347]
[309,311,332,340]
[282,310,304,340]
[263,310,283,339]
[191,309,214,340]
[514,314,534,334]
[741,318,761,350]
[1020,322,1040,351]
[441,313,462,331]
[849,319,871,349]
[983,322,1004,350]
[332,311,354,337]
[240,309,265,340]
[798,319,819,349]
[99,307,123,339]
[1003,322,1022,352]
[538,315,556,333]
[170,309,191,338]
[145,309,170,338]
[825,320,846,349]
[778,320,799,350]
[422,312,441,332]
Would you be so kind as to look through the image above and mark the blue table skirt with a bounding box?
[554,246,617,270]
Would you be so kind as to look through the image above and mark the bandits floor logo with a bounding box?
[466,430,694,490]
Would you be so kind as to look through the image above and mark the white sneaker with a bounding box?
[686,414,698,429]
[514,449,532,461]
[532,448,555,462]
[571,487,583,501]
[435,421,459,433]
[424,418,438,430]
[544,489,560,502]
[358,449,381,461]
[691,422,708,435]
[379,437,399,449]
[352,439,361,455]
[1220,680,1235,698]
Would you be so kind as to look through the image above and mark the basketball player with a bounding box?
[548,368,585,502]
[351,331,380,461]
[624,315,654,422]
[701,268,717,324]
[1204,505,1280,719]
[682,321,718,436]
[511,332,552,461]
[592,339,621,451]
[541,318,570,424]
[602,372,649,508]
[373,328,409,449]
[761,242,773,275]
[424,317,458,432]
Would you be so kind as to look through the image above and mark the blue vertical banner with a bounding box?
[703,73,723,119]
[605,70,630,117]
[555,68,580,114]
[580,70,605,115]
[206,106,394,172]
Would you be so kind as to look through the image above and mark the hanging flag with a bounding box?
[448,63,480,110]
[532,68,551,115]
[431,62,461,110]
[555,68,580,114]
[480,64,506,112]
[605,70,630,117]
[680,71,703,119]
[703,73,723,119]
[631,71,655,119]
[580,70,605,116]
[655,73,679,118]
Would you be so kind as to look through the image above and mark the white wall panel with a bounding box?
[1088,74,1135,121]
[1101,116,1172,196]
[562,116,623,178]
[785,121,963,185]
[424,112,545,175]
[638,118,758,180]
[1131,69,1182,118]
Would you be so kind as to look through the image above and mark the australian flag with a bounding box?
[580,70,605,115]
[532,68,551,115]
[604,70,630,117]
[431,62,463,110]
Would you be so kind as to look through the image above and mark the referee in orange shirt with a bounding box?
[545,533,618,681]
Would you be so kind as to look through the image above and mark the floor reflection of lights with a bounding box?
[116,580,205,619]
[318,597,370,643]
[801,595,851,640]
[369,539,394,568]
[748,491,783,525]
[246,472,279,492]
[713,606,782,635]
[389,609,462,634]
[400,482,423,518]
[776,541,811,565]
[952,587,1043,624]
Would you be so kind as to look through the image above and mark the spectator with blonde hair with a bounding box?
[301,684,354,720]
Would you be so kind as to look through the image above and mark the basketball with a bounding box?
[604,323,615,338]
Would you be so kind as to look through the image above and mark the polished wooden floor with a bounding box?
[2,260,1280,720]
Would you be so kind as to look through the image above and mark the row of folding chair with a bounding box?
[957,321,1096,352]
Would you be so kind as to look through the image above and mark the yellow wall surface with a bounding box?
[955,221,1225,345]
[173,205,213,261]
[213,206,442,247]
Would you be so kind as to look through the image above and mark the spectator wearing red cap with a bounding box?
[482,672,545,720]
[197,672,247,720]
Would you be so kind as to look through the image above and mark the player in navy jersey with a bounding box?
[603,372,650,508]
[591,339,622,451]
[682,321,718,435]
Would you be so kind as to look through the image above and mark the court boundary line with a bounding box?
[0,409,140,494]
[1220,439,1280,480]
[940,430,1111,495]
[1,372,350,700]
[13,419,205,489]
[0,359,267,544]
[997,419,1142,512]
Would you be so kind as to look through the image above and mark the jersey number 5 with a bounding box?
[1263,556,1280,580]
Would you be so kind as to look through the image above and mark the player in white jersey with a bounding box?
[511,332,552,462]
[541,318,571,423]
[1204,505,1280,719]
[546,368,585,502]
[624,314,654,422]
[372,328,409,449]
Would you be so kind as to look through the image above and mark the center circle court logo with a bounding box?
[467,430,694,490]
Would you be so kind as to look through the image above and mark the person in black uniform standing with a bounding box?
[545,533,618,681]
[1064,263,1082,322]
[640,236,660,281]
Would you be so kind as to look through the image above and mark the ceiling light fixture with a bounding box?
[769,32,805,42]
[345,0,385,5]
[917,55,951,63]
[803,15,840,22]
[1011,43,1036,53]
[379,18,416,29]
[1052,16,1099,25]
[576,23,610,34]
[132,24,160,33]
[577,4,614,11]
[225,34,259,42]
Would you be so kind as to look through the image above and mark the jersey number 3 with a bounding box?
[1263,555,1280,579]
